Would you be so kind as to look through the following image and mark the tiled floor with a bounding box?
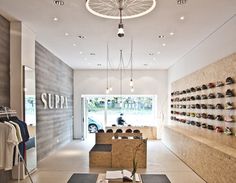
[9,137,206,183]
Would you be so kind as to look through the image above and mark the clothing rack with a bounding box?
[0,107,34,183]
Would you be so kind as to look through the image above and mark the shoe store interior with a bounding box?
[0,0,236,183]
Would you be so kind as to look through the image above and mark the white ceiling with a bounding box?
[0,0,236,69]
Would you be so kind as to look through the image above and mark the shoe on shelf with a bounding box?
[215,115,224,121]
[201,113,208,119]
[196,104,201,109]
[225,102,234,110]
[215,103,224,110]
[196,113,201,118]
[201,95,208,100]
[195,95,201,100]
[182,90,186,94]
[208,83,215,88]
[208,114,215,120]
[187,97,191,101]
[196,122,201,127]
[224,127,233,135]
[208,125,214,130]
[207,104,215,109]
[201,104,207,109]
[190,121,196,126]
[226,89,235,97]
[226,77,234,85]
[186,89,191,93]
[191,104,196,109]
[224,116,234,122]
[191,113,196,117]
[201,123,207,128]
[191,96,195,101]
[208,93,216,99]
[216,81,224,87]
[217,93,224,98]
[215,126,224,133]
[201,84,208,90]
[195,86,201,91]
[190,87,196,92]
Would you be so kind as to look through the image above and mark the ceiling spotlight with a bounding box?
[180,16,185,20]
[73,43,77,47]
[177,0,187,5]
[53,17,59,21]
[157,51,161,54]
[162,43,166,47]
[170,32,174,36]
[158,35,165,38]
[65,32,69,36]
[53,0,64,6]
[78,35,86,39]
[79,51,83,54]
[90,53,96,56]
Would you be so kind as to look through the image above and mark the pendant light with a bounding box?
[129,40,134,92]
[117,0,124,38]
[106,44,110,94]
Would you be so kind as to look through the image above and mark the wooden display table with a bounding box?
[105,126,157,140]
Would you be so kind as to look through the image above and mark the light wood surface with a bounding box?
[105,126,157,140]
[96,133,142,144]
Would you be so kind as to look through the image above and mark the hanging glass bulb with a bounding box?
[130,78,133,87]
[131,86,134,93]
[106,88,110,94]
[109,86,113,91]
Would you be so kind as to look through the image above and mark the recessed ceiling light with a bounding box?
[158,35,165,38]
[53,0,64,6]
[157,51,161,54]
[73,43,77,47]
[180,16,185,20]
[162,43,166,47]
[53,17,59,21]
[79,51,83,54]
[65,32,69,36]
[170,32,174,36]
[78,35,86,39]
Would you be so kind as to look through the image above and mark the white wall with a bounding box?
[167,14,236,123]
[73,69,168,139]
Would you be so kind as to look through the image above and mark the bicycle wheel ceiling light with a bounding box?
[86,0,157,19]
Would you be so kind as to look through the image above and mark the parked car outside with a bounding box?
[88,117,103,133]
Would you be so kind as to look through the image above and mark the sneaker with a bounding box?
[225,102,234,110]
[208,114,215,120]
[190,121,196,126]
[201,123,207,128]
[186,112,190,116]
[171,105,174,108]
[224,116,234,122]
[196,104,201,109]
[196,113,201,118]
[226,77,234,85]
[208,93,216,99]
[208,83,215,88]
[215,103,224,110]
[191,104,196,109]
[195,95,201,100]
[175,98,180,102]
[195,86,201,91]
[186,120,191,125]
[201,95,208,100]
[186,89,191,93]
[182,97,186,101]
[224,127,233,135]
[207,104,215,109]
[208,125,214,130]
[201,84,208,90]
[201,113,208,119]
[226,89,234,97]
[190,96,195,101]
[190,87,196,92]
[215,126,224,133]
[182,90,186,94]
[187,97,191,101]
[201,104,207,109]
[187,105,191,109]
[216,81,224,87]
[196,122,201,127]
[217,93,224,98]
[215,115,224,121]
[191,113,196,117]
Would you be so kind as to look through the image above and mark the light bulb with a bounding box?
[131,87,134,93]
[130,79,133,87]
[109,87,113,91]
[117,23,124,37]
[106,88,110,94]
